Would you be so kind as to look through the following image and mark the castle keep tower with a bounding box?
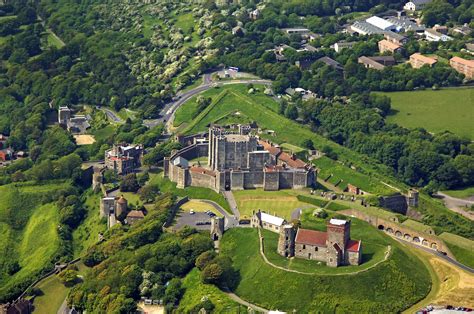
[278,224,296,257]
[326,219,351,267]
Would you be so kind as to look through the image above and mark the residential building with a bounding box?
[409,53,437,68]
[366,16,397,31]
[249,9,260,20]
[452,24,472,36]
[432,24,448,34]
[466,43,474,53]
[127,210,145,225]
[425,28,452,42]
[333,41,357,53]
[316,56,344,71]
[384,31,408,45]
[404,0,432,11]
[58,106,71,125]
[358,56,396,70]
[232,26,244,36]
[449,56,474,79]
[378,39,402,54]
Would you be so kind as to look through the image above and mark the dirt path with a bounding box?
[403,245,474,313]
[221,288,269,314]
[435,192,474,221]
[257,228,391,276]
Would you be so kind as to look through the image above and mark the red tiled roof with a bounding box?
[190,166,216,177]
[127,210,144,218]
[278,152,307,168]
[346,239,361,252]
[259,140,281,156]
[295,229,327,246]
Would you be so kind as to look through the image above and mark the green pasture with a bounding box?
[439,232,474,268]
[441,186,474,199]
[381,88,474,139]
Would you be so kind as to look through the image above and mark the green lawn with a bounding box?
[441,186,474,199]
[439,232,474,268]
[220,227,431,312]
[92,124,116,142]
[313,156,395,195]
[381,88,474,139]
[233,189,315,220]
[32,275,69,314]
[178,268,241,312]
[45,30,65,48]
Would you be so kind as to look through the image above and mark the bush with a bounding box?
[195,251,216,270]
[201,263,223,285]
[57,269,78,287]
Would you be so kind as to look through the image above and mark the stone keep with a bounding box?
[100,197,116,218]
[277,224,296,257]
[210,216,225,241]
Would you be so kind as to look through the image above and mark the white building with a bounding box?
[425,29,452,42]
[251,210,287,232]
[366,16,397,32]
[404,0,432,11]
[334,41,357,53]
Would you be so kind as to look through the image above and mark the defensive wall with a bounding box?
[341,209,453,257]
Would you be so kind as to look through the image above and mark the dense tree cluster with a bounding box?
[70,194,214,312]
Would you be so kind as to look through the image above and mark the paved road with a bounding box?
[102,108,123,123]
[157,76,271,132]
[222,191,240,220]
[200,199,239,229]
[395,237,474,274]
[434,192,474,220]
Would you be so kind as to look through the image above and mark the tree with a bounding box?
[284,104,298,120]
[302,139,314,150]
[120,173,139,192]
[195,251,217,270]
[58,269,78,287]
[138,184,160,203]
[201,263,223,284]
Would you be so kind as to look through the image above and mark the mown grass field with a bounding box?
[32,275,69,314]
[381,88,474,139]
[178,268,241,312]
[180,200,223,217]
[439,232,474,269]
[220,227,431,312]
[233,189,315,220]
[0,181,70,301]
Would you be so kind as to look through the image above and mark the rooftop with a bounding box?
[329,218,348,226]
[366,16,395,30]
[410,53,438,65]
[346,240,361,252]
[225,134,250,142]
[260,212,285,226]
[127,210,145,218]
[379,39,402,50]
[450,56,474,65]
[295,228,327,246]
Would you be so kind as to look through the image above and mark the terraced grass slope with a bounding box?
[439,232,474,269]
[0,181,69,301]
[220,228,431,312]
[382,88,474,139]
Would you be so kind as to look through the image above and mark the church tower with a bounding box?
[278,224,296,257]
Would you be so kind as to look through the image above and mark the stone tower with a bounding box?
[100,197,115,218]
[210,216,225,241]
[115,195,128,218]
[277,224,296,257]
[326,219,350,267]
[407,189,419,207]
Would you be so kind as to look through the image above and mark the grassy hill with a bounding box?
[381,88,474,139]
[439,233,474,269]
[0,181,70,302]
[220,227,431,312]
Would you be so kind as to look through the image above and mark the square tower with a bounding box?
[326,219,350,249]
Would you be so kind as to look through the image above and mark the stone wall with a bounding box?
[244,171,264,189]
[189,171,217,191]
[263,171,279,190]
[347,250,361,266]
[294,243,327,262]
[379,194,408,214]
[230,171,244,190]
[248,151,272,169]
[279,171,293,189]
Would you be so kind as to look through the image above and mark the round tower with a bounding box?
[115,195,128,218]
[277,224,296,257]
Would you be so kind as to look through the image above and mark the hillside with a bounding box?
[0,181,71,302]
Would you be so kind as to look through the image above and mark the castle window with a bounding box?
[302,245,306,249]
[286,236,288,240]
[315,247,318,252]
[329,258,333,263]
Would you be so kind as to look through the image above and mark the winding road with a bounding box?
[145,73,271,131]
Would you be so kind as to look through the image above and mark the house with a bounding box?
[358,56,396,70]
[404,0,432,11]
[449,56,474,79]
[249,9,260,20]
[378,39,402,54]
[365,16,397,32]
[58,106,91,134]
[384,32,408,45]
[232,26,245,36]
[316,56,344,71]
[409,53,437,68]
[58,106,71,125]
[347,184,361,195]
[432,24,448,34]
[466,43,474,53]
[126,210,145,225]
[295,58,316,71]
[333,41,357,53]
[0,148,13,162]
[251,210,286,232]
[425,28,452,42]
[282,28,310,36]
[452,24,472,36]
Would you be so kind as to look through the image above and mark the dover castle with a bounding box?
[164,125,316,192]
